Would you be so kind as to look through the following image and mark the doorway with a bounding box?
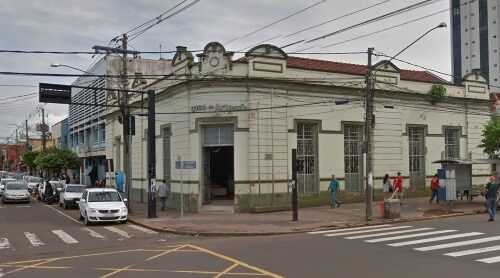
[201,124,234,205]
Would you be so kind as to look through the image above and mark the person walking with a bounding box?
[157,181,170,211]
[383,174,393,200]
[393,172,404,201]
[429,174,440,204]
[328,174,340,208]
[485,176,499,222]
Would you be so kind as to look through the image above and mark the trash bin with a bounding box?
[384,199,401,219]
[438,187,446,202]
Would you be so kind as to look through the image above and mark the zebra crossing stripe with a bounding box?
[82,228,105,239]
[308,224,392,235]
[477,256,500,264]
[415,235,500,252]
[365,230,458,243]
[0,238,11,249]
[127,224,158,235]
[325,226,413,237]
[24,232,44,247]
[387,232,483,247]
[345,228,434,240]
[52,230,78,244]
[445,245,500,257]
[104,226,131,238]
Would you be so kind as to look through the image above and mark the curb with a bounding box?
[128,209,483,237]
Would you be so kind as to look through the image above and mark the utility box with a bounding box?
[384,199,401,219]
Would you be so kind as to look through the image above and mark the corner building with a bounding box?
[106,42,492,213]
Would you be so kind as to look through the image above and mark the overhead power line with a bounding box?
[284,0,392,38]
[224,0,327,45]
[306,0,442,43]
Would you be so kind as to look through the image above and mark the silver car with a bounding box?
[0,178,17,196]
[2,182,30,204]
[59,184,85,209]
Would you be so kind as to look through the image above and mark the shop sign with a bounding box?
[191,103,247,113]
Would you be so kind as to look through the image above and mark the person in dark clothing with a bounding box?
[485,176,499,222]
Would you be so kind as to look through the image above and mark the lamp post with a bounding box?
[364,22,447,221]
[50,63,89,74]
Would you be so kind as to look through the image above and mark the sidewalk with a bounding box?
[128,197,487,236]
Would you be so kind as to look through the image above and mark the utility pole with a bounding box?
[92,36,139,212]
[15,129,19,172]
[364,47,374,221]
[41,108,47,151]
[291,149,298,221]
[25,119,29,150]
[121,34,132,212]
[147,90,156,218]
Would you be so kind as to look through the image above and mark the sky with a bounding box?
[0,0,451,142]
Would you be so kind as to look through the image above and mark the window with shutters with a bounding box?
[163,127,171,185]
[445,128,460,159]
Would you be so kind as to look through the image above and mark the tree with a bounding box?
[34,147,78,177]
[479,116,500,158]
[22,150,39,175]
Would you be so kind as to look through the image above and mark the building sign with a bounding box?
[175,160,197,169]
[39,83,72,104]
[191,103,247,113]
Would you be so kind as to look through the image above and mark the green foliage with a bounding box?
[429,84,447,102]
[34,147,78,175]
[22,150,39,170]
[479,116,500,158]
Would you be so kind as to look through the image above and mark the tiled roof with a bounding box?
[286,56,448,84]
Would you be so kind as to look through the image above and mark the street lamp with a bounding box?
[50,62,89,74]
[364,22,447,221]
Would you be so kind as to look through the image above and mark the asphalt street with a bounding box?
[1,197,500,277]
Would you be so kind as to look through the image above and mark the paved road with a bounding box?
[2,198,500,277]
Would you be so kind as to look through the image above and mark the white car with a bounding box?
[0,178,17,196]
[37,180,64,202]
[79,188,128,226]
[2,182,30,204]
[59,184,85,209]
[26,177,43,192]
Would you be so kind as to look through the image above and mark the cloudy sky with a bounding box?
[0,0,451,141]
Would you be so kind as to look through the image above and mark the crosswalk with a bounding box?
[308,224,500,264]
[0,224,159,252]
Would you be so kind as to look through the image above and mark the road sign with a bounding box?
[39,83,72,104]
[175,160,197,169]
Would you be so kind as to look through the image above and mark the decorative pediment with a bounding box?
[462,69,488,83]
[171,46,194,67]
[245,44,287,60]
[373,60,401,73]
[196,42,234,73]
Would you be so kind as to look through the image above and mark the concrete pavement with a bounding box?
[128,197,489,236]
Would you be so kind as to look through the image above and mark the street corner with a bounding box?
[0,244,284,278]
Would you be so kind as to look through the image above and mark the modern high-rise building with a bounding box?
[451,0,500,89]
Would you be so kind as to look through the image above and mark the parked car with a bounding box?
[2,182,30,204]
[59,184,85,209]
[0,178,17,196]
[26,177,42,193]
[79,188,128,226]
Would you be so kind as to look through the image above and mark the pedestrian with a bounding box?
[157,181,170,211]
[65,174,70,185]
[393,172,404,201]
[484,176,499,222]
[383,173,393,200]
[429,174,440,204]
[328,174,340,208]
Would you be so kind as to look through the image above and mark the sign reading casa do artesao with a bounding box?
[191,103,247,113]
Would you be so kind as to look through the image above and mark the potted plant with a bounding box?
[429,84,447,104]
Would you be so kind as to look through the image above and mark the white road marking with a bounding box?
[387,232,483,247]
[365,230,458,243]
[0,238,11,249]
[52,230,78,244]
[82,228,105,239]
[445,245,500,257]
[42,202,80,224]
[127,224,158,235]
[24,232,44,247]
[325,226,413,237]
[308,224,392,235]
[477,256,500,264]
[104,226,131,239]
[415,235,500,252]
[345,228,434,240]
[15,206,30,208]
